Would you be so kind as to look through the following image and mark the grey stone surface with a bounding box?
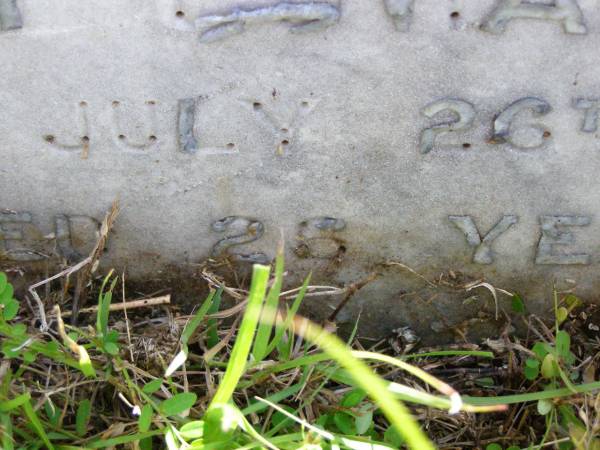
[2,0,600,340]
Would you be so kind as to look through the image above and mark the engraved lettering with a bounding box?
[294,217,346,259]
[490,97,552,149]
[383,0,414,32]
[55,215,101,262]
[449,215,517,264]
[43,101,90,159]
[573,97,600,133]
[211,216,269,263]
[245,97,318,154]
[111,100,158,150]
[177,97,238,155]
[195,2,340,43]
[0,210,45,261]
[481,0,587,35]
[420,99,475,154]
[0,0,22,31]
[535,215,590,265]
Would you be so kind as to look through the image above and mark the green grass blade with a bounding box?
[241,383,303,416]
[181,290,216,346]
[75,399,91,436]
[87,430,163,448]
[264,273,311,358]
[206,287,224,348]
[209,264,270,408]
[0,413,14,450]
[96,271,116,337]
[165,290,216,377]
[252,242,284,362]
[463,380,600,406]
[402,350,494,359]
[22,399,55,450]
[0,393,31,412]
[284,316,435,450]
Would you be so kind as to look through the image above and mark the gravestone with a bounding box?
[1,0,600,341]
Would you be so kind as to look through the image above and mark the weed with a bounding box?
[1,246,600,449]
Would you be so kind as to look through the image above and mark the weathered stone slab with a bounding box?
[2,0,600,340]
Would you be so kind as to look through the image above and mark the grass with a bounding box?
[2,242,600,449]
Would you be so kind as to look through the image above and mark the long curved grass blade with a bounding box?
[283,314,435,450]
[209,264,270,407]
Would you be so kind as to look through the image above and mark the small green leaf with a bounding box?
[541,353,558,379]
[557,307,569,324]
[485,444,502,450]
[75,399,91,436]
[0,283,14,304]
[0,273,8,294]
[384,425,404,447]
[341,389,367,408]
[138,404,153,432]
[526,358,540,368]
[179,420,204,440]
[532,342,550,359]
[537,398,553,415]
[565,294,582,309]
[556,330,571,359]
[524,365,539,380]
[44,341,59,353]
[203,403,240,444]
[354,404,373,435]
[333,412,356,435]
[160,392,197,417]
[105,330,120,343]
[142,378,163,394]
[23,350,36,363]
[475,377,495,387]
[11,323,26,336]
[524,358,540,380]
[3,299,19,320]
[511,293,525,314]
[103,341,119,355]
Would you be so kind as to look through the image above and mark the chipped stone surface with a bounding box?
[2,0,600,340]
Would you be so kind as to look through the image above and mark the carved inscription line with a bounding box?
[0,0,22,31]
[536,215,590,265]
[573,98,600,133]
[420,96,554,154]
[481,0,587,35]
[111,100,158,150]
[384,0,587,34]
[0,211,100,262]
[449,215,517,264]
[450,214,591,265]
[2,210,594,267]
[43,92,599,158]
[177,97,238,155]
[211,215,346,262]
[490,97,551,148]
[195,2,340,43]
[383,0,414,32]
[420,99,475,154]
[295,217,346,258]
